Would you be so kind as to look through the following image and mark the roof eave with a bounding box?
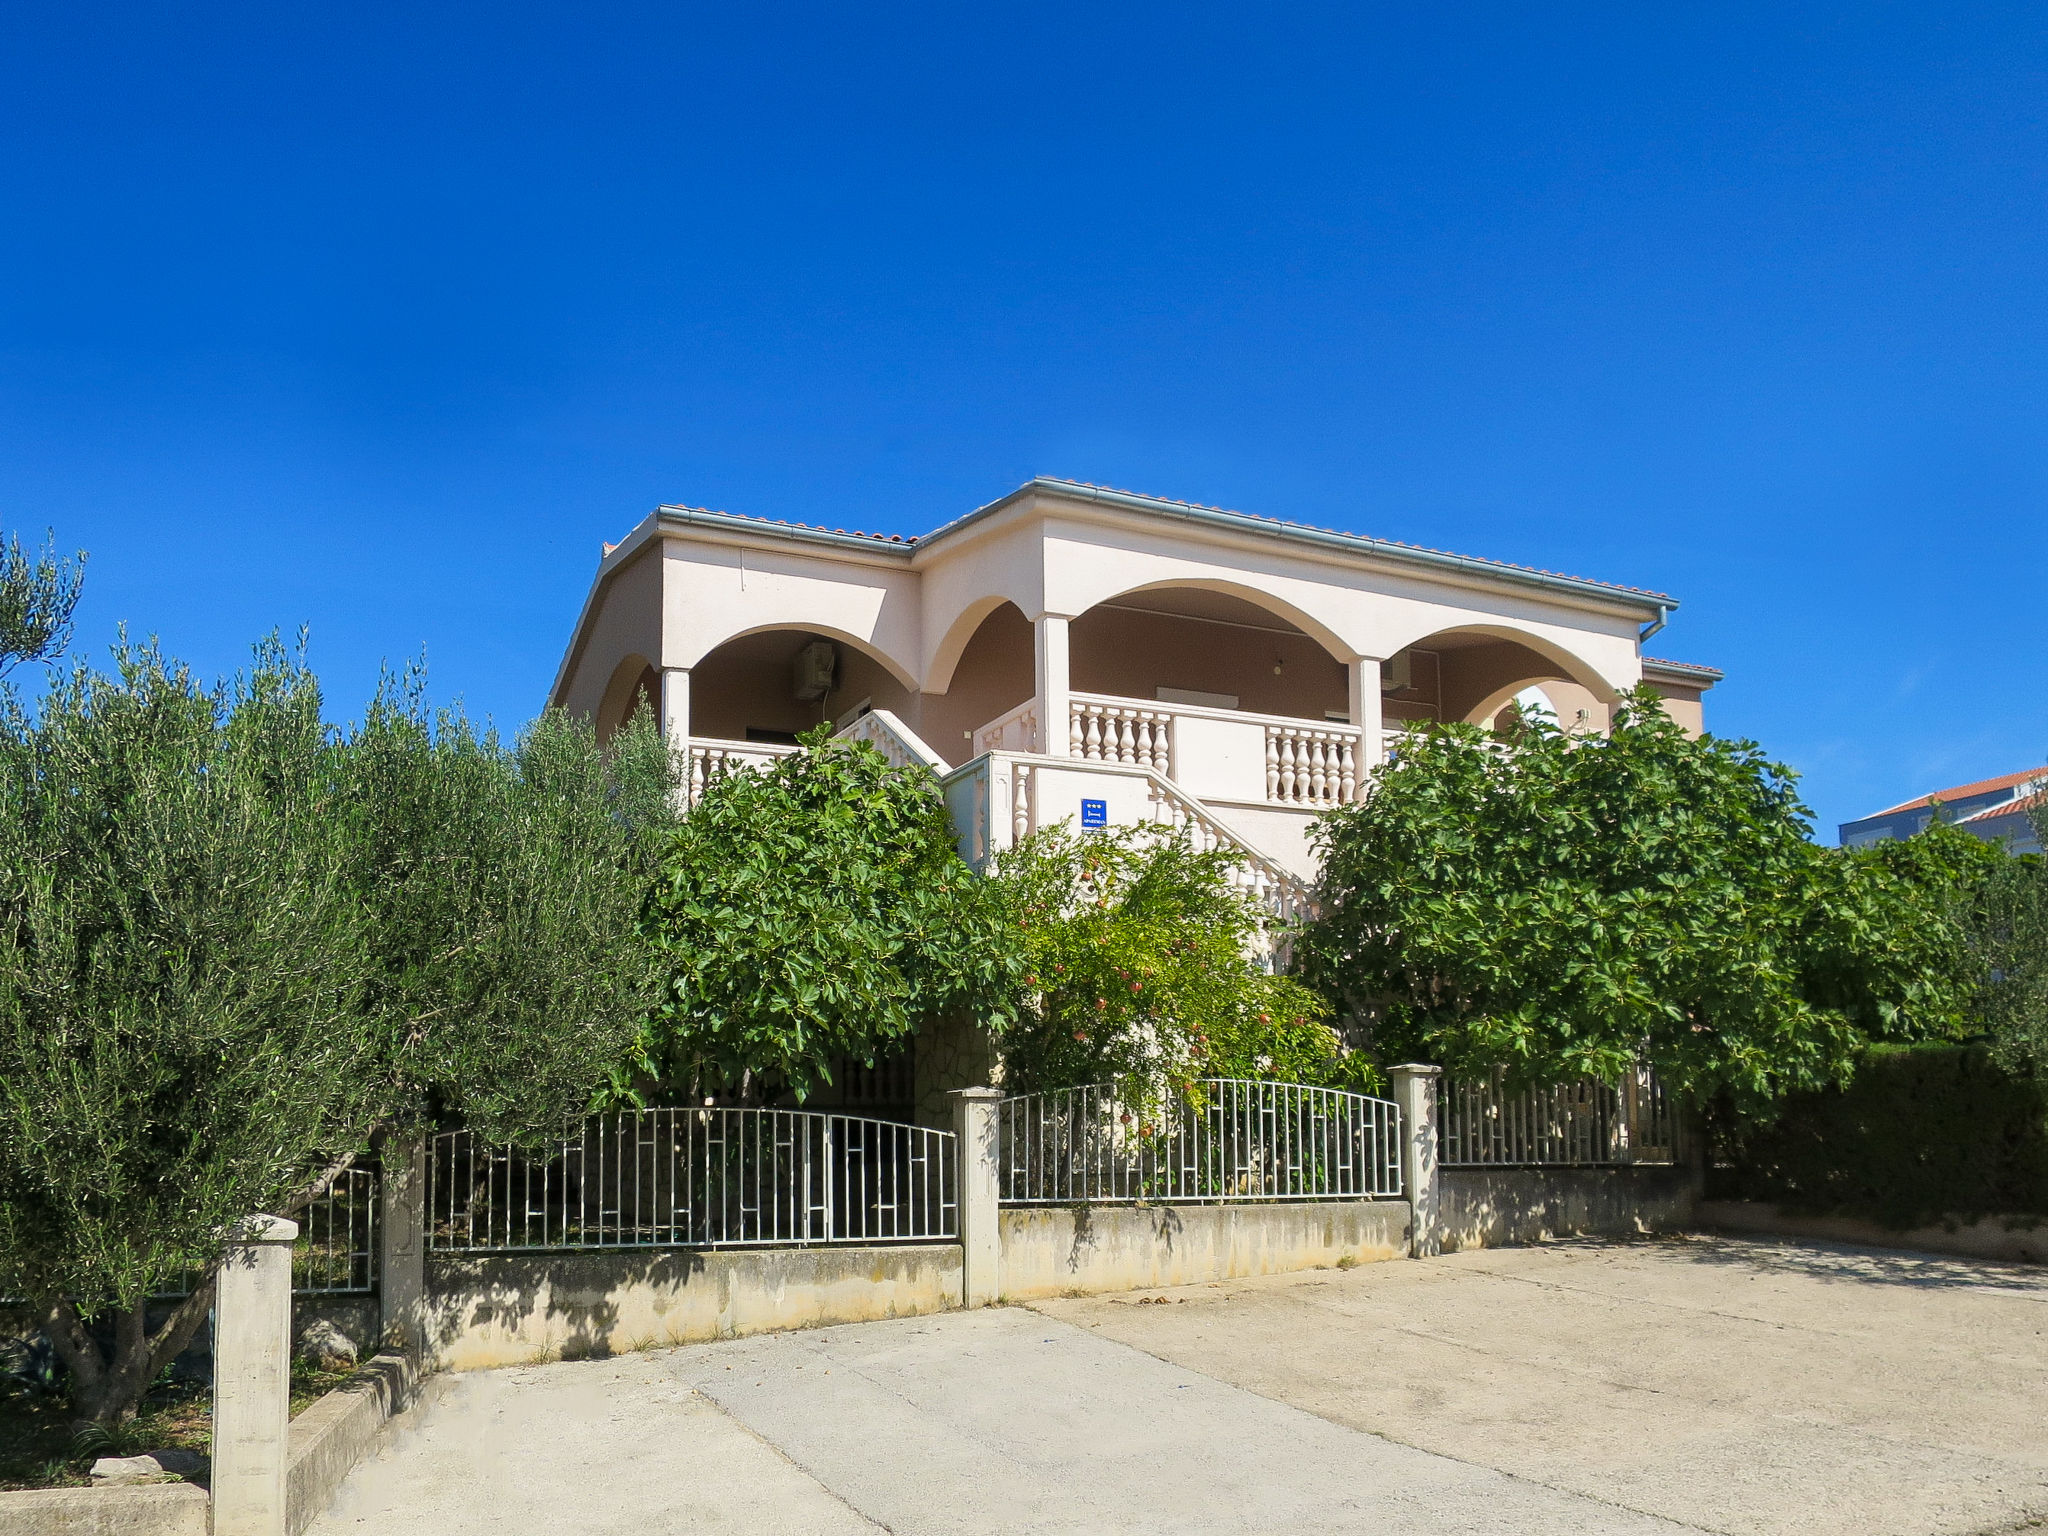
[547,512,662,708]
[654,504,918,559]
[1642,658,1725,686]
[918,479,1675,618]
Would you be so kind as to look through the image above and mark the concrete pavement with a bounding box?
[310,1235,2048,1536]
[1039,1235,2048,1536]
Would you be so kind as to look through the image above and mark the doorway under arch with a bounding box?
[1381,628,1613,735]
[689,627,920,744]
[1070,585,1350,723]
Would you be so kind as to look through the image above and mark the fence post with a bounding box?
[379,1137,429,1357]
[951,1087,1003,1307]
[1388,1065,1442,1258]
[213,1213,297,1536]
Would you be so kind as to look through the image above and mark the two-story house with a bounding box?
[550,478,1718,918]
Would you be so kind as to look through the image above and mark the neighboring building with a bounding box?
[551,477,1720,897]
[1839,768,2048,855]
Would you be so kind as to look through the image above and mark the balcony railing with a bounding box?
[685,739,799,805]
[974,691,1371,811]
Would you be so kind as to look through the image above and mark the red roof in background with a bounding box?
[1960,787,2048,825]
[1872,766,2048,818]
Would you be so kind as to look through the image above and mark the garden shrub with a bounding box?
[635,728,1022,1103]
[991,824,1374,1119]
[1710,1042,2048,1228]
[1299,688,1999,1112]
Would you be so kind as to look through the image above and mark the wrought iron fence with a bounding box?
[999,1079,1405,1205]
[138,1162,380,1300]
[428,1107,957,1253]
[1437,1066,1679,1167]
[293,1164,380,1293]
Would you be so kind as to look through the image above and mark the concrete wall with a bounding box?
[1438,1166,1695,1252]
[998,1200,1411,1301]
[425,1243,963,1373]
[0,1484,209,1536]
[286,1354,419,1536]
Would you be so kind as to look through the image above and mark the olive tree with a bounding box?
[0,527,85,675]
[0,649,679,1424]
[1299,690,1998,1111]
[333,670,680,1143]
[0,641,367,1422]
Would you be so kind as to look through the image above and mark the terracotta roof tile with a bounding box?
[1959,787,2048,824]
[1870,766,2048,819]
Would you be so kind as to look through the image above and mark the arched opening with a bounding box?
[690,627,920,744]
[916,600,1035,764]
[1382,628,1613,736]
[1070,584,1350,723]
[595,654,660,744]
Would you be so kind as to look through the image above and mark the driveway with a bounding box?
[311,1235,2048,1536]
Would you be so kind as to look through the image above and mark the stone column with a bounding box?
[1033,614,1072,757]
[1347,657,1384,776]
[661,667,691,752]
[1388,1065,1442,1258]
[951,1087,1003,1308]
[213,1214,298,1536]
[378,1139,428,1357]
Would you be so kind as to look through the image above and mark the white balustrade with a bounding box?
[838,709,950,773]
[1068,696,1173,772]
[973,693,1366,813]
[1011,760,1035,845]
[975,699,1040,754]
[1264,722,1360,807]
[685,740,798,805]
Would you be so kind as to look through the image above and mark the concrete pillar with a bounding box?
[212,1214,297,1536]
[1347,657,1384,775]
[1033,614,1072,757]
[378,1139,428,1357]
[1388,1066,1442,1258]
[951,1087,1003,1307]
[661,667,691,751]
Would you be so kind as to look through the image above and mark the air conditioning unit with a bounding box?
[792,640,838,701]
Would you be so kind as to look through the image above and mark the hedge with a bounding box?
[1709,1043,2048,1229]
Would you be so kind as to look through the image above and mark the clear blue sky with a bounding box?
[4,4,2044,836]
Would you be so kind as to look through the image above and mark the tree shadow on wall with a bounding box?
[425,1248,716,1364]
[1061,1202,1184,1277]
